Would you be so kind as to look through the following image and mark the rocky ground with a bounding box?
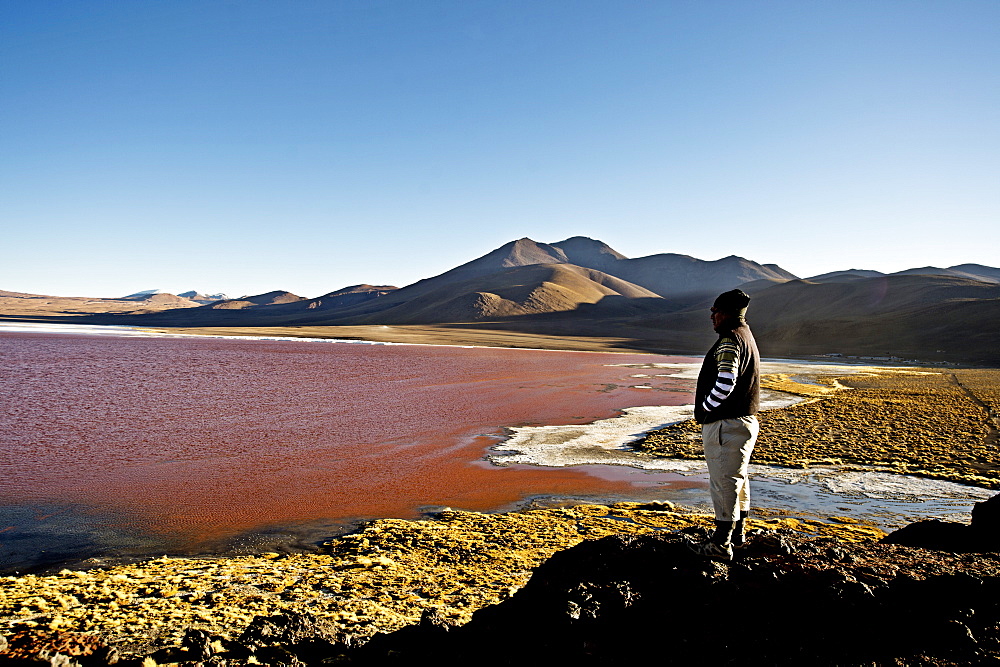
[0,505,880,665]
[2,366,999,665]
[638,368,1000,488]
[334,493,1000,666]
[2,497,996,666]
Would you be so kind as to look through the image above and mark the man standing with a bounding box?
[689,289,760,562]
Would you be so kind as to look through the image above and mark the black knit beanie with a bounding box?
[713,289,750,318]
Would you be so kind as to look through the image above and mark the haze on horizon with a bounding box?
[2,1,998,299]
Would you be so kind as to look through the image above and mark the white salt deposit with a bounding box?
[495,359,993,526]
[489,405,697,469]
[0,322,397,345]
[606,359,901,380]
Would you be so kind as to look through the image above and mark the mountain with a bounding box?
[347,264,661,324]
[549,236,627,272]
[136,237,792,328]
[398,238,571,295]
[311,285,397,307]
[805,264,1000,285]
[121,289,164,300]
[178,291,229,303]
[247,285,397,317]
[805,269,886,283]
[890,265,1000,284]
[610,253,797,298]
[745,274,1000,362]
[4,237,997,363]
[367,237,793,306]
[943,264,1000,284]
[202,290,305,310]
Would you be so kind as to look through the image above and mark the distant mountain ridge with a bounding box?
[202,290,306,310]
[178,291,229,303]
[889,265,1000,284]
[124,236,791,328]
[805,265,1000,285]
[389,236,792,303]
[4,236,998,363]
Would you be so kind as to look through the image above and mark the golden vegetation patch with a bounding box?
[0,505,881,656]
[637,368,1000,488]
[760,373,842,397]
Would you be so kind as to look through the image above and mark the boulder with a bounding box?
[883,492,1000,552]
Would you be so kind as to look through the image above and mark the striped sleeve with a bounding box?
[701,338,740,413]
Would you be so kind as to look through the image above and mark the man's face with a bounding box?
[710,307,726,332]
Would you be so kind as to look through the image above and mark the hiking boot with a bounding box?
[687,538,733,562]
[732,521,746,549]
[732,512,750,549]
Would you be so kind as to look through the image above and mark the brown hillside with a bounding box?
[351,263,661,324]
[322,284,398,296]
[258,237,792,325]
[611,253,796,298]
[742,275,1000,363]
[204,290,305,310]
[0,291,199,317]
[752,274,1000,322]
[548,236,626,272]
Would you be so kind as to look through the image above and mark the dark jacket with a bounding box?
[694,320,760,424]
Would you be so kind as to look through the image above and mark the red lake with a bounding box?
[0,330,699,570]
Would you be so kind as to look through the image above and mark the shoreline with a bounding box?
[0,321,668,356]
[2,318,990,369]
[2,362,1000,660]
[1,348,995,575]
[0,502,888,658]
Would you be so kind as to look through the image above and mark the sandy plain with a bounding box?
[0,293,199,317]
[1,326,998,663]
[148,324,654,354]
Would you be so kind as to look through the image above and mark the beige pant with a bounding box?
[702,416,759,522]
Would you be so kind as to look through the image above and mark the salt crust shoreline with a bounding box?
[0,322,403,346]
[0,322,636,354]
[492,361,995,525]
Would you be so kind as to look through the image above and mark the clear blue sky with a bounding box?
[2,1,998,298]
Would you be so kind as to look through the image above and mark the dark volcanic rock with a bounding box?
[880,518,974,551]
[332,528,1000,666]
[884,493,1000,552]
[236,612,343,664]
[972,493,1000,546]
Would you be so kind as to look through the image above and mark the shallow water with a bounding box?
[0,325,993,572]
[0,326,694,571]
[492,360,995,527]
